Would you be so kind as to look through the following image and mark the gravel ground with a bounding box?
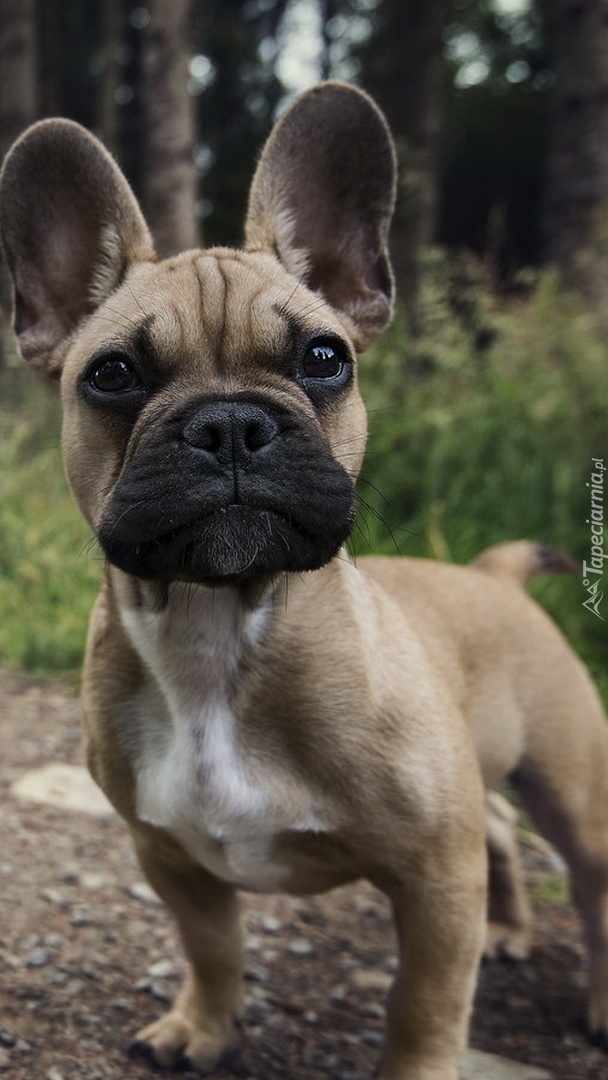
[1,673,607,1080]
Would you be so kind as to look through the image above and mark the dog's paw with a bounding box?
[130,1011,242,1073]
[484,920,531,962]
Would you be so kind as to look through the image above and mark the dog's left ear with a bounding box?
[244,82,397,351]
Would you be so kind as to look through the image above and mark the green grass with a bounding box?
[0,368,100,674]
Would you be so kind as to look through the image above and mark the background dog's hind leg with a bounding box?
[512,677,608,1046]
[485,791,532,961]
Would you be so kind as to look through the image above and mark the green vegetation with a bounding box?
[355,259,608,698]
[0,263,606,694]
[0,368,100,674]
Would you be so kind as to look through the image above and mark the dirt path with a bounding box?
[0,674,606,1079]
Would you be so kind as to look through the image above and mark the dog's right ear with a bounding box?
[0,119,155,376]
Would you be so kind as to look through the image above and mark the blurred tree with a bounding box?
[319,0,346,80]
[0,0,38,153]
[439,0,553,284]
[542,0,608,313]
[356,0,451,340]
[37,0,102,130]
[98,0,125,156]
[141,0,199,255]
[194,0,288,247]
[0,0,38,365]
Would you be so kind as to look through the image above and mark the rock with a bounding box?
[25,947,50,968]
[260,915,281,934]
[460,1048,551,1079]
[11,764,114,818]
[350,968,393,992]
[128,881,160,905]
[80,871,115,890]
[147,959,178,978]
[286,938,313,956]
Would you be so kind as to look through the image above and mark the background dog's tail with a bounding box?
[470,540,579,586]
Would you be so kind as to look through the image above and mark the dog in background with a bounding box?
[2,82,608,1080]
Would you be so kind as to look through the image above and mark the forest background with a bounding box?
[0,0,607,698]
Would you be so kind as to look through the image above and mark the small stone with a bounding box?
[360,1001,385,1020]
[41,889,68,908]
[71,905,93,927]
[147,959,177,978]
[286,938,313,956]
[59,865,80,884]
[350,968,392,992]
[26,947,50,968]
[0,1049,10,1070]
[260,915,281,934]
[0,1031,15,1048]
[46,1069,65,1080]
[80,871,114,890]
[128,881,160,905]
[16,1039,32,1054]
[150,982,172,1002]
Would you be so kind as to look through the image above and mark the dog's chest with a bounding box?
[121,587,320,890]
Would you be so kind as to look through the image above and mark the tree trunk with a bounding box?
[98,0,125,157]
[543,0,608,313]
[358,0,451,338]
[141,0,199,257]
[0,0,38,365]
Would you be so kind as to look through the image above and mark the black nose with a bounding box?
[182,401,280,460]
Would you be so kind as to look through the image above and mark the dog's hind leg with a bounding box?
[485,791,532,961]
[512,671,608,1045]
[130,836,244,1072]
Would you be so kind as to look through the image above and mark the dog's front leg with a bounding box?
[131,835,244,1073]
[378,851,486,1080]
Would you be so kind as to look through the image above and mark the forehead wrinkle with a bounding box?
[191,251,228,372]
[137,253,224,376]
[212,253,288,375]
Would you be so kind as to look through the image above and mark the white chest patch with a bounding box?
[121,585,321,890]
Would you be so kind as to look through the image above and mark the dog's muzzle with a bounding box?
[97,396,355,584]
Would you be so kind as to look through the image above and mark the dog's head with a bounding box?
[0,83,396,586]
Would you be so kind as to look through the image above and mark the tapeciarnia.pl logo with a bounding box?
[583,458,606,621]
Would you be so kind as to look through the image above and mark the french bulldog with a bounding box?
[2,82,608,1080]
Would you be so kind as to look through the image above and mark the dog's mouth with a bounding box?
[99,501,353,585]
[96,393,356,585]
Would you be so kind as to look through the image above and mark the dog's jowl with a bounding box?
[2,83,608,1080]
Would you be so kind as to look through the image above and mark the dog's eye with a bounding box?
[88,355,140,394]
[302,342,345,380]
